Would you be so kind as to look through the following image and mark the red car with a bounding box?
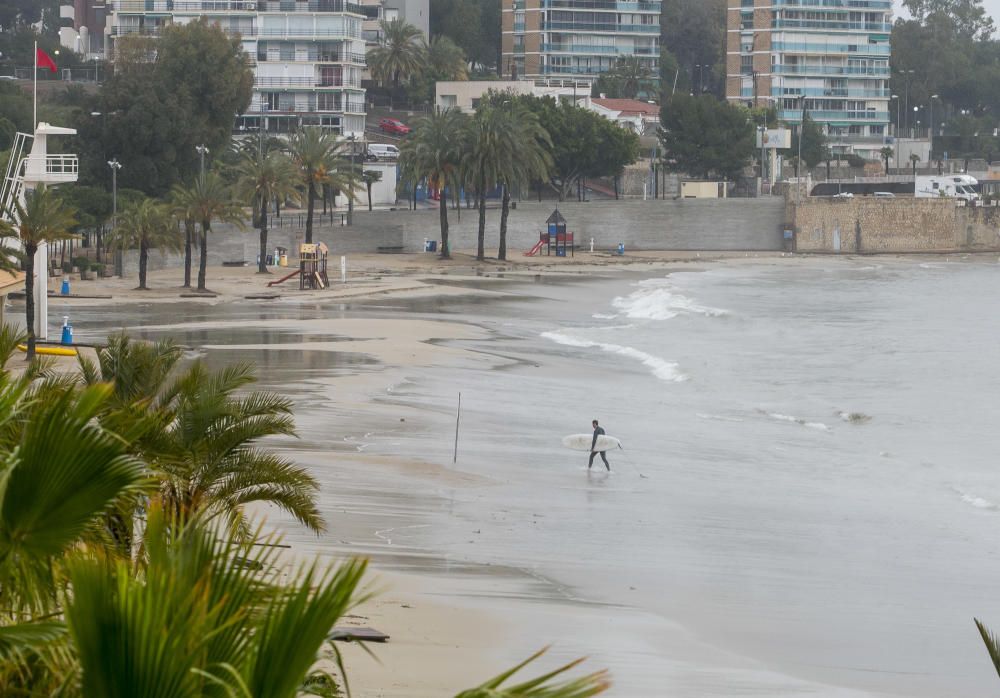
[379,117,410,135]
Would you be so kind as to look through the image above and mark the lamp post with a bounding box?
[891,94,901,170]
[901,69,915,135]
[797,94,806,203]
[195,144,209,178]
[913,105,919,139]
[929,94,939,142]
[107,158,122,276]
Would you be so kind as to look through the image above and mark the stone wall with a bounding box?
[122,198,787,277]
[792,197,1000,253]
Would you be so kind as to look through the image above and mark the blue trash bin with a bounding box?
[425,240,438,253]
[61,323,73,346]
[617,242,625,255]
[60,279,70,296]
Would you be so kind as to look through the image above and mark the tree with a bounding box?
[880,146,894,174]
[659,94,755,180]
[287,127,354,245]
[430,0,499,73]
[426,35,468,81]
[231,143,298,273]
[0,186,77,359]
[76,19,253,195]
[660,0,726,96]
[361,170,383,212]
[464,106,509,261]
[792,114,830,171]
[147,360,323,535]
[911,152,922,175]
[168,182,198,288]
[606,56,655,100]
[399,108,468,258]
[367,19,426,88]
[106,198,181,290]
[188,172,245,292]
[902,0,995,40]
[494,105,552,261]
[501,95,639,201]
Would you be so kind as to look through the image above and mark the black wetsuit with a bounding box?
[589,426,611,470]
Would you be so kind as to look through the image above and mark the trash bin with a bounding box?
[425,240,438,253]
[556,248,566,257]
[279,254,288,267]
[617,242,625,255]
[61,319,73,346]
[60,279,70,296]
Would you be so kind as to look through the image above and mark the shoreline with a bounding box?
[8,253,999,695]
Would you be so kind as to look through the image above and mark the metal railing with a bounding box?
[254,77,362,87]
[23,154,80,181]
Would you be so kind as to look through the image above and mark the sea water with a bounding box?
[69,257,1000,696]
[354,257,1000,696]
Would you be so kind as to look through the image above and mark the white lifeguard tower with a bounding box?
[0,123,79,340]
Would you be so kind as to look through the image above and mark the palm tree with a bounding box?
[0,186,77,359]
[426,35,468,81]
[608,55,652,99]
[188,173,245,292]
[367,18,426,89]
[361,169,382,211]
[910,152,921,176]
[231,143,298,273]
[105,198,181,290]
[168,183,198,288]
[879,146,894,175]
[287,127,356,244]
[464,107,510,261]
[399,108,468,258]
[153,360,323,535]
[496,105,552,261]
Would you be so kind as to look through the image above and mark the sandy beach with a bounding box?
[12,250,1000,697]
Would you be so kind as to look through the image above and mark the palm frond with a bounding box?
[454,648,610,698]
[975,618,1000,679]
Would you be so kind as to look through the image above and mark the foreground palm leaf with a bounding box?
[66,510,366,698]
[0,382,146,614]
[155,361,323,534]
[455,648,610,698]
[975,617,1000,679]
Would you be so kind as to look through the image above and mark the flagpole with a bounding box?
[33,40,37,131]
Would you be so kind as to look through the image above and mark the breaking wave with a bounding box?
[611,278,729,321]
[541,330,687,383]
[761,411,832,432]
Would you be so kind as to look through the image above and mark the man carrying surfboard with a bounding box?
[589,420,611,471]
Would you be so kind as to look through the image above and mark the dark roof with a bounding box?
[546,209,566,225]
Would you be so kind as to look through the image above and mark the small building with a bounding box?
[435,79,590,114]
[581,97,660,135]
[681,181,728,200]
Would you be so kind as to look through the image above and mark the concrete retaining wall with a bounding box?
[122,198,787,275]
[793,198,1000,253]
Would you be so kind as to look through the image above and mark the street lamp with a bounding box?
[107,158,122,277]
[930,94,939,144]
[195,144,209,177]
[912,105,920,139]
[900,68,916,135]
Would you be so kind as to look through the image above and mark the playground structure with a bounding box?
[299,242,329,290]
[265,242,330,289]
[524,209,575,257]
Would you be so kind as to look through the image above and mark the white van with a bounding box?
[366,144,399,161]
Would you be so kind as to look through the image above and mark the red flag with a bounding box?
[36,48,57,73]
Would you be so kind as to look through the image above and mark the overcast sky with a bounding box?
[893,0,1000,20]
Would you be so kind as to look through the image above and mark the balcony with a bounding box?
[772,0,891,8]
[257,0,363,12]
[23,155,79,184]
[542,0,660,10]
[254,76,362,88]
[257,51,366,64]
[772,64,889,76]
[111,25,166,36]
[779,109,889,122]
[771,41,891,56]
[111,1,258,11]
[771,19,893,31]
[541,21,658,33]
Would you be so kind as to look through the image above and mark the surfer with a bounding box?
[589,420,611,471]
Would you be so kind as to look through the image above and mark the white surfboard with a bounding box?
[562,433,622,452]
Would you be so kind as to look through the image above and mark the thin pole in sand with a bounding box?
[453,392,461,463]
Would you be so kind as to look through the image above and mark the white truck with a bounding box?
[915,175,980,203]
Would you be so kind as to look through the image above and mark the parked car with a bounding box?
[379,117,410,136]
[366,144,400,161]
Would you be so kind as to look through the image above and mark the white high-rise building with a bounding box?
[108,0,367,136]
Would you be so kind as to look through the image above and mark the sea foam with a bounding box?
[541,331,687,382]
[611,279,729,321]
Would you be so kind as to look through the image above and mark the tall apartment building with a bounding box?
[500,0,660,84]
[725,0,892,159]
[60,0,109,58]
[108,0,368,136]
